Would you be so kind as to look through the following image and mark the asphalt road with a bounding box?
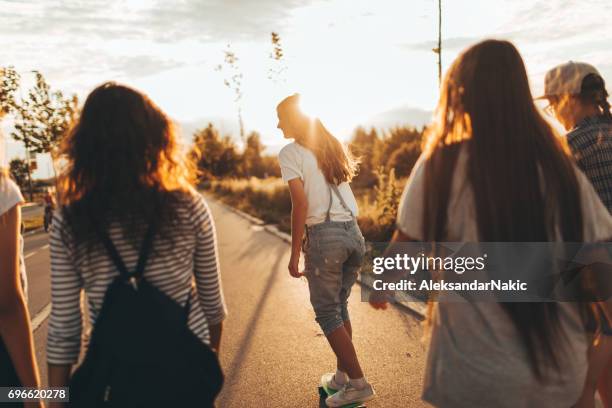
[23,197,428,407]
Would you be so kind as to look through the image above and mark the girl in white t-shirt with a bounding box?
[277,94,375,407]
[0,168,43,408]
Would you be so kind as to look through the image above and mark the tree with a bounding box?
[389,142,421,178]
[0,66,20,115]
[241,132,265,178]
[0,68,21,189]
[216,45,245,142]
[349,127,380,187]
[379,126,423,168]
[16,71,78,156]
[10,71,78,199]
[191,123,240,179]
[10,100,36,201]
[260,155,281,178]
[9,158,28,191]
[432,0,443,85]
[268,32,287,85]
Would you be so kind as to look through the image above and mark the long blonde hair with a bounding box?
[277,94,358,184]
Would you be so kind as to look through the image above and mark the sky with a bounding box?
[1,0,611,178]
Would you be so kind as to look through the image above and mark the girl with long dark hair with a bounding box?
[46,83,227,404]
[374,40,612,406]
[277,94,375,407]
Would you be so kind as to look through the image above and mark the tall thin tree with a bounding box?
[432,0,442,85]
[216,45,245,143]
[268,32,287,85]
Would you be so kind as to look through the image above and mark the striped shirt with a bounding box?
[567,115,612,212]
[47,192,227,365]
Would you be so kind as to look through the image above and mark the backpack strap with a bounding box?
[98,228,131,280]
[134,222,157,279]
[96,222,157,288]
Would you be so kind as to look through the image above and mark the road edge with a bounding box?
[206,193,426,319]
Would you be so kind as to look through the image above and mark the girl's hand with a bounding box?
[288,254,303,278]
[368,300,389,310]
[368,291,389,310]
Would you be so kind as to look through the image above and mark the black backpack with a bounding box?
[69,222,224,407]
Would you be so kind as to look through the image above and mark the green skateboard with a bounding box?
[318,382,366,408]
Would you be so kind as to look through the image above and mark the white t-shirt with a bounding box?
[0,176,27,301]
[278,142,358,225]
[397,145,612,407]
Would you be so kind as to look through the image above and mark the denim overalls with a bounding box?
[303,183,366,336]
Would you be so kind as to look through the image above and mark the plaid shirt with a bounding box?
[567,115,612,213]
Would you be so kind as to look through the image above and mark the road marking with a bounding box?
[24,244,49,260]
[23,242,52,331]
[32,303,51,332]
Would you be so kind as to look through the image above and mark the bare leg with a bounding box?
[326,323,363,380]
[597,337,612,408]
[337,321,353,372]
[575,335,612,408]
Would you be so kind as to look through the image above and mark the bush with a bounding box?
[209,177,292,231]
[357,168,403,241]
[388,141,421,178]
[207,169,405,242]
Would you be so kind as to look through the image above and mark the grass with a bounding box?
[23,214,44,232]
[210,177,292,233]
[207,171,406,242]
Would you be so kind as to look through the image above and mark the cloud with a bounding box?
[2,0,611,176]
[400,0,611,54]
[0,0,323,97]
[142,0,313,43]
[0,0,314,43]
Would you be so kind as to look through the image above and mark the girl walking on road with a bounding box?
[277,94,375,407]
[540,61,612,407]
[373,40,612,407]
[0,155,43,408]
[46,83,227,406]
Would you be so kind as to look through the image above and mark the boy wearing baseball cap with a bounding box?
[541,61,612,407]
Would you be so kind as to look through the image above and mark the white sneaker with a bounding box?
[321,372,347,393]
[325,382,375,407]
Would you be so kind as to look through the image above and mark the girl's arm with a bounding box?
[193,196,227,353]
[287,178,307,278]
[369,228,419,310]
[0,204,42,406]
[47,212,83,406]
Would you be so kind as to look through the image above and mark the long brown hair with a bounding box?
[59,82,196,249]
[423,40,587,378]
[277,94,357,184]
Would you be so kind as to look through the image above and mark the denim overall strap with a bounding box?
[330,183,354,218]
[325,184,334,222]
[324,183,353,223]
